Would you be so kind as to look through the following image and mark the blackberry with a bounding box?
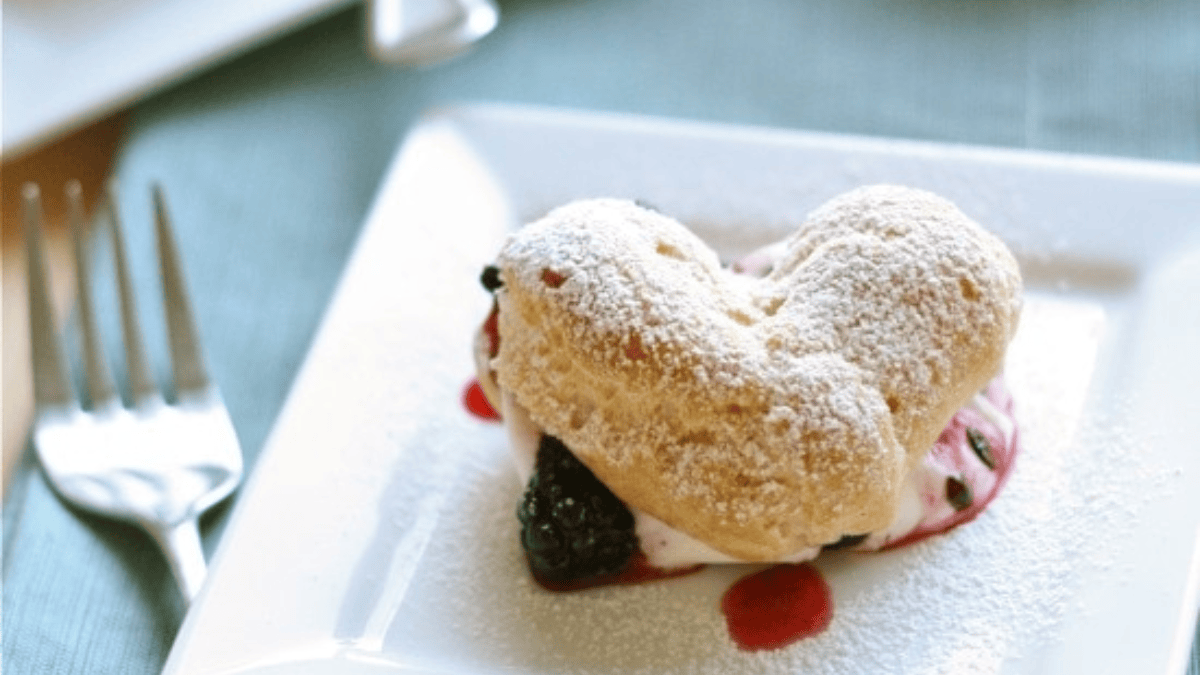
[966,426,996,470]
[822,533,870,551]
[517,434,637,583]
[480,265,503,292]
[945,476,973,511]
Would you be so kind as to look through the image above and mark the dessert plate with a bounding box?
[162,103,1200,675]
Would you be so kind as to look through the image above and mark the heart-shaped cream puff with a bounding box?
[489,185,1022,561]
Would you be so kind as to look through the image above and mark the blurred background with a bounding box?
[3,0,1198,673]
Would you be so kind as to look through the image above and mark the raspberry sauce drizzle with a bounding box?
[721,564,833,651]
[881,380,1019,551]
[464,301,503,422]
[463,379,501,421]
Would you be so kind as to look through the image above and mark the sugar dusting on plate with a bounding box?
[375,293,1177,674]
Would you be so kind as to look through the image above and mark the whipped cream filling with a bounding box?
[501,387,1015,569]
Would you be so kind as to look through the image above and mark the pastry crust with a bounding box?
[490,186,1022,561]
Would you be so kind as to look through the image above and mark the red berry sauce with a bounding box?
[463,301,503,422]
[463,379,501,421]
[721,563,833,651]
[881,379,1019,551]
[481,302,500,358]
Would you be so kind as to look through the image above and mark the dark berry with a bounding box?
[516,434,637,583]
[822,533,870,551]
[945,476,973,511]
[480,265,503,291]
[966,427,996,470]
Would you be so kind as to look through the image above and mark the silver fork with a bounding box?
[23,180,243,603]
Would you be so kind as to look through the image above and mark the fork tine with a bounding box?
[106,181,160,407]
[152,184,211,397]
[23,183,78,411]
[67,180,119,410]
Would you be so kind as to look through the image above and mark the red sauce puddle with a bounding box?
[527,554,831,651]
[463,301,502,422]
[721,563,833,651]
[463,379,501,421]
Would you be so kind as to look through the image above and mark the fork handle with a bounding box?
[148,518,208,604]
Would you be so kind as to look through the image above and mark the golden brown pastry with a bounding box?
[482,185,1022,562]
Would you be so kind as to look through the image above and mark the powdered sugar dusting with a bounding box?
[772,294,1176,674]
[376,292,1181,673]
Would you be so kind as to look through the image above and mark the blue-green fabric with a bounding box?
[5,1,1198,673]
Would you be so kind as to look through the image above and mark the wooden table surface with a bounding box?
[2,115,126,496]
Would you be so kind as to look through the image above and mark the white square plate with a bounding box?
[163,103,1200,675]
